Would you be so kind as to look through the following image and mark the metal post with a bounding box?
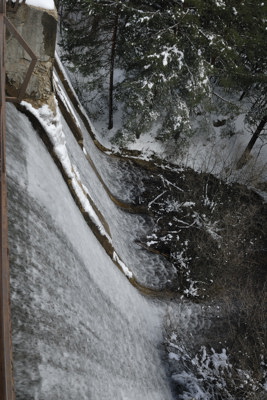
[0,0,15,398]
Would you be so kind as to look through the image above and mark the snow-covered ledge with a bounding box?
[9,0,55,10]
[6,0,57,111]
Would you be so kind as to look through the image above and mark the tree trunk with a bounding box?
[236,115,267,169]
[108,7,119,130]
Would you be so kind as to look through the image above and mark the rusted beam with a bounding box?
[5,97,17,103]
[0,0,15,398]
[0,0,4,106]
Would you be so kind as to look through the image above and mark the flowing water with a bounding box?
[58,99,177,289]
[6,100,175,400]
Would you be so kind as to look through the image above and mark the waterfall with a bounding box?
[6,98,173,399]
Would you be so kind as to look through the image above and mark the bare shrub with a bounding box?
[220,281,267,385]
[164,284,267,400]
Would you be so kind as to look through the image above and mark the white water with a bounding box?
[6,102,174,400]
[53,69,177,289]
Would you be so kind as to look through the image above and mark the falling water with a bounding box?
[6,100,174,400]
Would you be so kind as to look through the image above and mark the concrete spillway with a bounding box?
[6,89,173,399]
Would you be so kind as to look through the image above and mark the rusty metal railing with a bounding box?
[0,1,15,398]
[1,0,37,398]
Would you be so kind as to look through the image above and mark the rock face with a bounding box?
[6,3,57,110]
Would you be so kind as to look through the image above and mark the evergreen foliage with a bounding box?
[59,0,267,144]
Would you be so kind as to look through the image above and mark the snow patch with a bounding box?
[8,0,55,10]
[113,252,133,279]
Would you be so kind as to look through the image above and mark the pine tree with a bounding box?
[60,0,124,127]
[59,0,267,147]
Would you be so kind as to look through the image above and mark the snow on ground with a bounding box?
[114,114,267,187]
[180,115,267,186]
[8,0,55,10]
[84,97,267,193]
[87,93,267,190]
[60,52,266,182]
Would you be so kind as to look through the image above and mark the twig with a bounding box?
[148,190,167,208]
[213,91,236,106]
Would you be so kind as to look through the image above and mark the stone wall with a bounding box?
[6,3,57,110]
